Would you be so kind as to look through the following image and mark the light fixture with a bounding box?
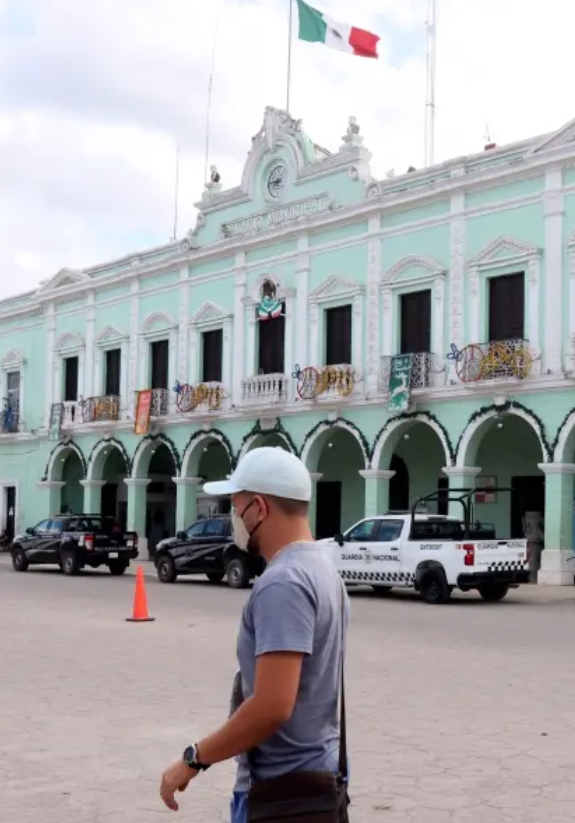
[496,413,504,429]
[404,433,410,440]
[327,442,334,449]
[203,447,208,453]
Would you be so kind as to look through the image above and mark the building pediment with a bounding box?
[54,332,85,353]
[38,267,91,294]
[309,275,364,303]
[189,302,230,327]
[1,349,26,370]
[529,116,575,155]
[468,235,540,267]
[382,255,446,285]
[140,312,176,337]
[95,325,128,347]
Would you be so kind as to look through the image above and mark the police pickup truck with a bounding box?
[322,487,529,604]
[11,514,138,576]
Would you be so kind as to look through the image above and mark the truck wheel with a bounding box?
[478,582,509,602]
[109,559,129,576]
[420,569,452,604]
[207,572,224,584]
[61,550,80,576]
[12,548,28,572]
[156,555,177,584]
[372,586,393,596]
[226,557,250,589]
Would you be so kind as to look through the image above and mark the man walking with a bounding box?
[160,447,349,821]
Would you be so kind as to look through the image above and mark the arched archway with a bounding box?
[131,436,179,555]
[372,415,452,514]
[239,431,296,459]
[457,406,547,541]
[87,439,130,527]
[181,431,234,520]
[45,442,86,514]
[302,421,368,539]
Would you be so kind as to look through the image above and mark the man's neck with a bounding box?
[260,526,314,563]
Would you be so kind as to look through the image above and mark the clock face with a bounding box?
[267,165,288,198]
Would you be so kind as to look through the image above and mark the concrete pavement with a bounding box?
[1,562,575,822]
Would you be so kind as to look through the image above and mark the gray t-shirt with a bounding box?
[235,542,349,784]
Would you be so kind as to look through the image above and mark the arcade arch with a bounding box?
[45,442,86,514]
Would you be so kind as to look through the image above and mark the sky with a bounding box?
[0,0,573,299]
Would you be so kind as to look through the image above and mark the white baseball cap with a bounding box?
[203,447,312,502]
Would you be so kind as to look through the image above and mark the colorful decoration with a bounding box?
[173,380,224,413]
[134,389,153,435]
[452,340,533,383]
[292,364,356,399]
[256,279,283,321]
[454,401,551,462]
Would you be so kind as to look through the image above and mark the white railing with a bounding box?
[242,373,287,406]
[62,401,82,427]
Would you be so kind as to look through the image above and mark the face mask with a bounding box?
[232,509,250,552]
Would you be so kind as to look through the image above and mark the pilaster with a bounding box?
[178,264,189,384]
[232,253,246,406]
[351,293,364,369]
[295,235,310,367]
[538,463,575,585]
[448,191,465,382]
[174,477,202,532]
[284,291,295,401]
[543,171,564,374]
[359,469,395,518]
[365,216,381,393]
[128,280,140,420]
[44,302,56,428]
[84,292,95,399]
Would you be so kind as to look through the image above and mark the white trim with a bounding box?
[93,325,129,403]
[456,407,548,467]
[371,415,452,470]
[138,311,178,410]
[553,411,575,462]
[86,439,129,481]
[537,462,575,475]
[300,420,369,471]
[543,171,564,373]
[52,331,85,404]
[309,275,365,367]
[188,302,232,388]
[180,431,234,478]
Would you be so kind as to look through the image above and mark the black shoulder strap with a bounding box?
[337,580,348,781]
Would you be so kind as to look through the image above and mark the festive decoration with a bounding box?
[300,418,370,468]
[174,381,224,413]
[181,428,235,473]
[387,355,412,413]
[454,401,551,463]
[238,419,299,462]
[134,389,153,435]
[454,340,533,383]
[256,279,283,321]
[80,395,121,423]
[131,432,181,476]
[292,364,356,400]
[549,407,575,461]
[370,410,455,466]
[41,440,87,482]
[87,437,132,477]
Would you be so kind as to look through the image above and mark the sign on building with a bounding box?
[134,390,152,435]
[387,355,413,413]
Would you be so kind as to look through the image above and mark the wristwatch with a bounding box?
[182,743,210,771]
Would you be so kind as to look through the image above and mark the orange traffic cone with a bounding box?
[126,566,155,623]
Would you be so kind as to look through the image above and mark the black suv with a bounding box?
[154,516,263,588]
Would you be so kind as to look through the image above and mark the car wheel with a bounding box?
[156,555,177,584]
[478,582,509,602]
[61,550,80,576]
[207,572,224,584]
[420,569,452,605]
[372,586,393,596]
[226,557,250,589]
[12,548,28,572]
[109,559,129,576]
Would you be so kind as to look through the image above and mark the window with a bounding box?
[105,349,121,396]
[489,273,524,340]
[258,307,285,374]
[150,340,169,389]
[48,519,65,532]
[34,519,51,532]
[6,371,20,409]
[202,329,223,383]
[375,520,404,542]
[185,521,206,539]
[325,305,352,364]
[345,519,379,542]
[203,518,229,537]
[400,290,431,354]
[64,356,79,401]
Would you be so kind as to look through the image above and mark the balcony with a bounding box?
[294,364,361,401]
[454,339,535,384]
[151,388,169,417]
[242,373,287,406]
[379,352,434,393]
[1,399,19,433]
[174,381,228,414]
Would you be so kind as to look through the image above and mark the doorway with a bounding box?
[316,481,342,539]
[510,476,545,539]
[4,486,15,541]
[389,455,409,511]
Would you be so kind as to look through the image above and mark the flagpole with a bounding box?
[286,0,293,112]
[424,0,437,166]
[172,137,180,240]
[204,14,220,185]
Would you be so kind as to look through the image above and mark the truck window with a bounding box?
[345,520,379,542]
[375,520,403,542]
[411,520,464,540]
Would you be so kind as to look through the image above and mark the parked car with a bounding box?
[11,514,138,576]
[154,516,263,588]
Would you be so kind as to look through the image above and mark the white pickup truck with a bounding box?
[321,487,530,604]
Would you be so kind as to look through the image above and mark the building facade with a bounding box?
[3,106,575,582]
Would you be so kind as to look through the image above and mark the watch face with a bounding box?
[267,165,287,198]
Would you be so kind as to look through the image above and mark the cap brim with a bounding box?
[202,479,240,496]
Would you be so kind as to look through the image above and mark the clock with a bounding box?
[267,165,288,198]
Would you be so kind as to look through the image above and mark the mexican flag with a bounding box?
[296,0,380,59]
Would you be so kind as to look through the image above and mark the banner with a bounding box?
[387,355,413,413]
[134,389,152,435]
[49,403,63,441]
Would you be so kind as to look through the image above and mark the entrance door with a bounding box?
[4,486,15,541]
[510,476,545,539]
[389,455,409,511]
[316,481,342,539]
[101,483,118,520]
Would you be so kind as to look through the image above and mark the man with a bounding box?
[160,446,349,819]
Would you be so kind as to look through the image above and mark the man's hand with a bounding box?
[160,760,198,811]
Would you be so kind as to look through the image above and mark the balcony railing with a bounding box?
[454,339,534,383]
[174,381,227,413]
[1,399,19,433]
[379,352,433,393]
[62,395,121,426]
[151,388,169,417]
[242,373,287,406]
[294,364,360,401]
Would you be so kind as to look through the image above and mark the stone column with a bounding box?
[308,472,323,538]
[359,469,395,518]
[80,480,105,515]
[295,235,310,367]
[35,481,65,518]
[174,477,202,532]
[284,292,295,402]
[442,466,480,517]
[232,256,246,406]
[538,463,575,585]
[124,478,150,553]
[84,292,95,398]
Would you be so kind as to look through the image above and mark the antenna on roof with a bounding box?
[203,14,220,187]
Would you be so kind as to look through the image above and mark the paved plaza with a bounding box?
[2,559,575,823]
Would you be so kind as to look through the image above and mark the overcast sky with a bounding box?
[0,0,572,299]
